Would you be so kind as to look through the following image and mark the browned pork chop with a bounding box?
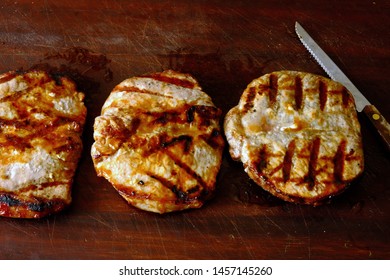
[0,70,86,218]
[91,70,224,213]
[224,71,364,205]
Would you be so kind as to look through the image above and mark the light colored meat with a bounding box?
[0,70,86,218]
[224,71,364,205]
[91,70,224,213]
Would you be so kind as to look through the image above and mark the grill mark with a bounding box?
[117,185,203,204]
[0,135,33,150]
[161,135,193,153]
[171,185,195,202]
[0,72,17,84]
[306,137,321,190]
[145,105,220,127]
[26,201,62,212]
[282,140,296,183]
[141,74,196,89]
[1,115,83,150]
[100,104,220,157]
[186,106,195,123]
[149,111,183,125]
[199,129,224,150]
[0,193,67,216]
[243,86,257,113]
[146,173,196,203]
[268,163,283,177]
[268,73,278,105]
[148,173,175,190]
[345,155,360,161]
[195,106,221,127]
[0,194,22,207]
[333,140,346,184]
[0,101,83,125]
[3,87,79,119]
[0,90,25,103]
[294,77,303,110]
[137,128,223,157]
[128,117,141,135]
[165,150,209,190]
[0,90,84,147]
[255,145,268,174]
[342,87,350,107]
[52,136,82,154]
[187,185,200,194]
[116,187,150,200]
[319,80,328,111]
[114,85,174,99]
[0,118,31,129]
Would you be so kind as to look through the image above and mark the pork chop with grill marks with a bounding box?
[0,70,86,218]
[91,70,224,213]
[224,71,364,205]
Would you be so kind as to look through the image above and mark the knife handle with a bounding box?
[362,104,390,152]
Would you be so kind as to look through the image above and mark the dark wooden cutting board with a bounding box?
[0,0,389,259]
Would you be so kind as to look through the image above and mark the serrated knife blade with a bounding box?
[295,21,390,151]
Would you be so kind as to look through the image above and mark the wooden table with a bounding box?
[0,0,389,260]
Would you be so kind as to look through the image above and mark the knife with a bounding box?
[295,21,390,151]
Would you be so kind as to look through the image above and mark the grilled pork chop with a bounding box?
[224,71,364,205]
[0,70,86,218]
[91,70,224,213]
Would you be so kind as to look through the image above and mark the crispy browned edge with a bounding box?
[0,193,69,218]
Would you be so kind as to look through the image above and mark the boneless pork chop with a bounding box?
[0,70,86,218]
[224,71,364,205]
[91,70,224,213]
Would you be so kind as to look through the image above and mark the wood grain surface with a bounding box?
[0,0,389,260]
